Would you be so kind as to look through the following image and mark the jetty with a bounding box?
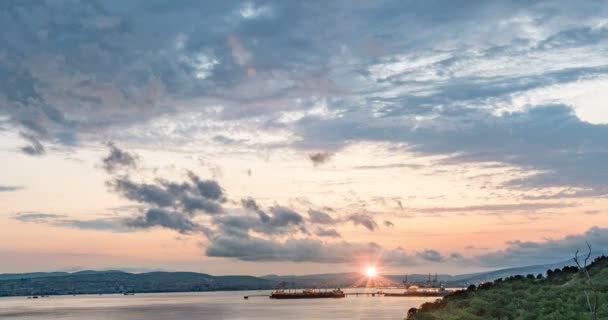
[244,288,451,299]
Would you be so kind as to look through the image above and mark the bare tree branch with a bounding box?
[573,242,598,320]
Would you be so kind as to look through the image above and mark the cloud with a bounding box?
[19,132,45,156]
[267,207,304,228]
[14,212,64,223]
[418,249,444,262]
[383,220,395,228]
[308,152,333,166]
[241,197,270,222]
[346,213,378,231]
[187,172,225,201]
[308,209,383,232]
[108,173,225,215]
[354,163,424,170]
[103,168,227,235]
[204,233,469,265]
[473,226,608,267]
[296,105,608,196]
[101,142,138,173]
[124,208,202,234]
[215,200,307,236]
[413,202,576,214]
[110,178,175,207]
[205,235,386,263]
[0,185,22,192]
[181,196,223,215]
[315,228,341,238]
[13,212,124,232]
[308,210,336,225]
[1,0,607,201]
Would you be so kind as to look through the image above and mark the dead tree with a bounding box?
[573,242,598,320]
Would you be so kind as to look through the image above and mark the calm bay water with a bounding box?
[0,288,435,319]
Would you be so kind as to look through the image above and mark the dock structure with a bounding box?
[244,290,450,299]
[346,291,382,297]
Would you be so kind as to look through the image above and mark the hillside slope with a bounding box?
[0,271,274,296]
[407,256,608,320]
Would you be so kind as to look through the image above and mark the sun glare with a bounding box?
[365,266,377,277]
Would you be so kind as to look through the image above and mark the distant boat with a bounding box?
[270,288,345,299]
[123,292,135,296]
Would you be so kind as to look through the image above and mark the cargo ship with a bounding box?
[270,288,345,299]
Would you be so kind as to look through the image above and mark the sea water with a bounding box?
[0,288,436,319]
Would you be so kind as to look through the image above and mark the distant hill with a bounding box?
[407,255,608,320]
[262,272,460,288]
[0,270,128,281]
[1,255,602,297]
[0,271,273,296]
[259,262,581,288]
[0,272,71,281]
[450,252,606,286]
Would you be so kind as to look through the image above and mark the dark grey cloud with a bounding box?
[124,208,201,234]
[315,228,341,238]
[14,212,64,223]
[383,220,395,228]
[308,210,336,225]
[418,249,443,262]
[346,213,378,231]
[0,185,22,192]
[13,212,124,232]
[108,173,225,215]
[221,199,306,236]
[308,152,333,166]
[268,207,304,228]
[450,252,464,260]
[110,178,175,207]
[308,209,383,232]
[102,142,138,173]
[204,233,469,265]
[104,170,226,235]
[0,1,355,148]
[241,197,270,222]
[188,172,225,201]
[181,196,223,215]
[205,235,388,263]
[19,132,45,156]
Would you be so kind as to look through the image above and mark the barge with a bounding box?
[270,288,345,299]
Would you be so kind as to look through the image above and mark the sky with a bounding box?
[1,0,608,276]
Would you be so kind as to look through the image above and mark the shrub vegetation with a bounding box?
[407,256,608,320]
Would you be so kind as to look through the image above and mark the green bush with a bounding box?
[408,256,608,320]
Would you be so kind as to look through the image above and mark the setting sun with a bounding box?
[365,266,377,277]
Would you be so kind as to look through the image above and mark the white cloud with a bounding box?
[190,53,219,80]
[506,76,608,124]
[239,2,273,19]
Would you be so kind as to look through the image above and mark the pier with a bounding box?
[244,290,448,299]
[346,291,383,297]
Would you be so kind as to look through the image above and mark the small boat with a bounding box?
[270,288,345,299]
